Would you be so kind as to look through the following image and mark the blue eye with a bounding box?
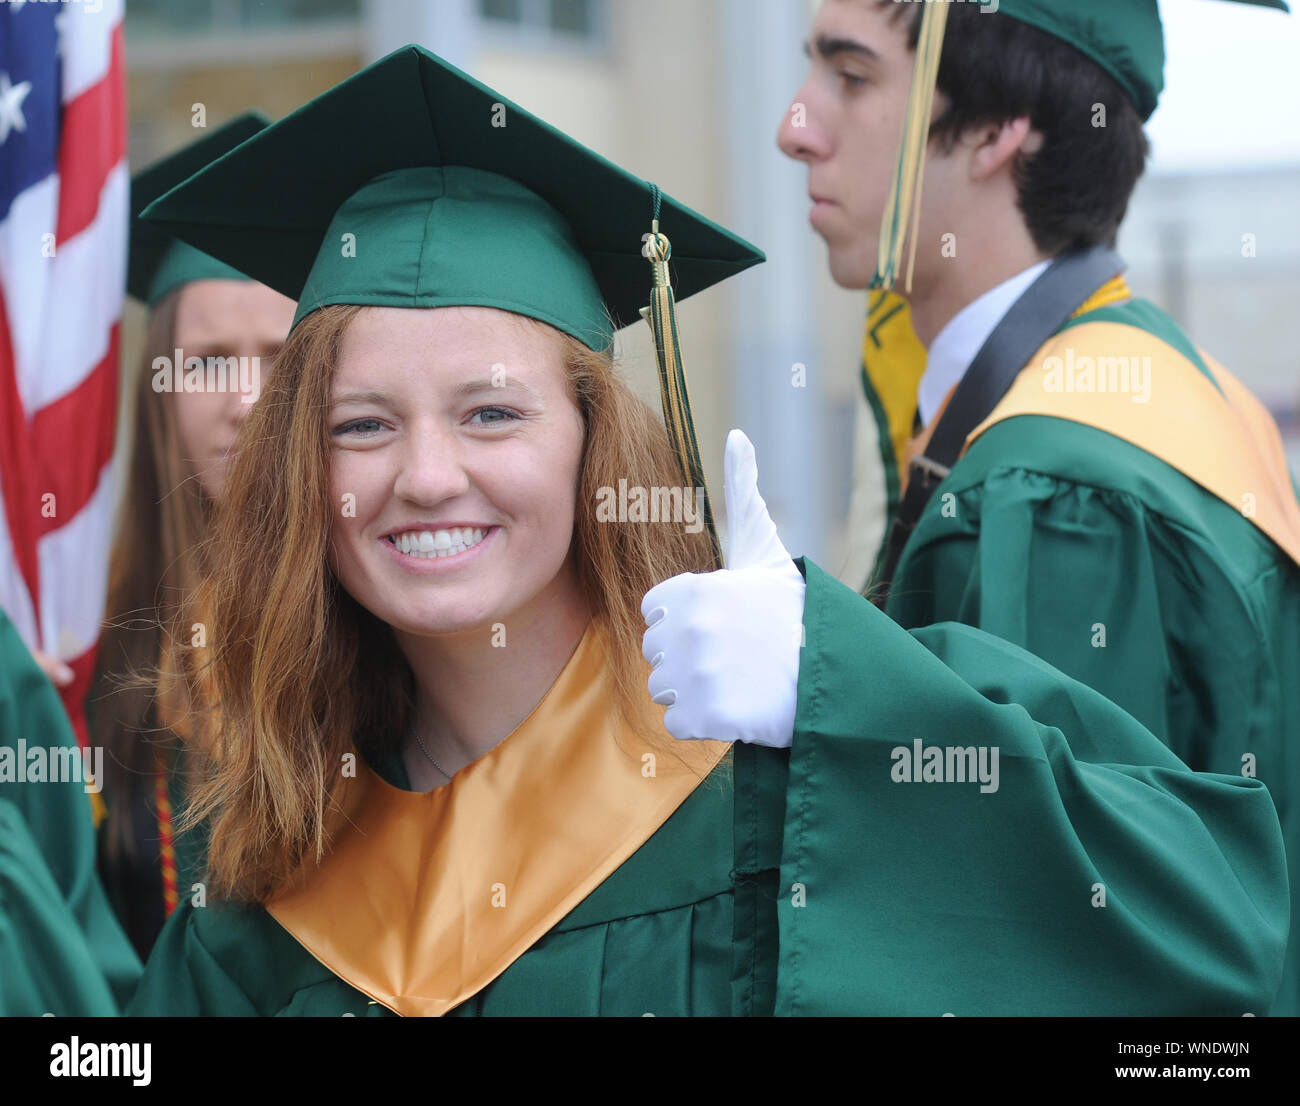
[333,417,384,437]
[469,407,520,426]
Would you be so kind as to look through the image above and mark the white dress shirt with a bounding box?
[918,259,1053,429]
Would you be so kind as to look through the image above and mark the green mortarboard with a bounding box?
[995,0,1290,123]
[876,0,1291,290]
[128,112,271,306]
[139,44,764,350]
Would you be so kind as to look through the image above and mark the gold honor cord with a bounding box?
[874,1,950,293]
[641,187,723,569]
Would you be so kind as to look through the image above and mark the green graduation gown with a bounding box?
[127,557,1286,1016]
[884,294,1300,1016]
[0,610,143,1014]
[95,732,208,962]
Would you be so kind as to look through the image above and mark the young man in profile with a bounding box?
[777,0,1300,1014]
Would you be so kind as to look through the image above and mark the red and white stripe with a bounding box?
[0,0,125,748]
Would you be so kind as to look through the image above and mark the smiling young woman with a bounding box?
[114,41,779,1014]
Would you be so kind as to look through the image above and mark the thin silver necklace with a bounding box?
[409,723,454,780]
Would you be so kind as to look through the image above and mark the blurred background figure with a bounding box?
[90,114,294,961]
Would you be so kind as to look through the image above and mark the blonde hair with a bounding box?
[166,304,718,902]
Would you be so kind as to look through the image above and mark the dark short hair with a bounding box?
[879,1,1149,255]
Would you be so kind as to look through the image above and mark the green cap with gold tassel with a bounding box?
[640,184,723,569]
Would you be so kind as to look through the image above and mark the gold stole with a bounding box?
[967,298,1300,570]
[863,290,928,475]
[900,276,1131,497]
[899,275,1300,570]
[266,620,728,1016]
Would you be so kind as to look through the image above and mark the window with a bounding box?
[481,0,523,22]
[478,0,604,42]
[128,0,361,37]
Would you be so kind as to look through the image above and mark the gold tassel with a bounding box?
[874,2,950,293]
[640,187,723,569]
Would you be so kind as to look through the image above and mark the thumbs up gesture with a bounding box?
[641,430,806,747]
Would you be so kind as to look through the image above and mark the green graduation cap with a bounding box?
[139,45,763,346]
[996,0,1290,122]
[141,45,765,566]
[128,112,270,306]
[876,0,1291,290]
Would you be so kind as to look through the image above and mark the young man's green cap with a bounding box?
[990,0,1289,122]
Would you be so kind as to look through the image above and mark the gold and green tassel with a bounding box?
[874,2,950,293]
[641,185,723,568]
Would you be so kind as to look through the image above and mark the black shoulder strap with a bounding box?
[872,246,1125,607]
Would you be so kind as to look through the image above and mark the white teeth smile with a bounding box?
[387,527,488,558]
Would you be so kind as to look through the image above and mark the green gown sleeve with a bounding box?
[779,557,1289,1015]
[0,610,142,1013]
[0,800,120,1015]
[884,416,1300,1015]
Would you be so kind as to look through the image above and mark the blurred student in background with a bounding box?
[90,114,295,960]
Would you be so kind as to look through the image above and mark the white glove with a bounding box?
[640,429,806,748]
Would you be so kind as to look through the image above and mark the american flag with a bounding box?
[0,0,126,749]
